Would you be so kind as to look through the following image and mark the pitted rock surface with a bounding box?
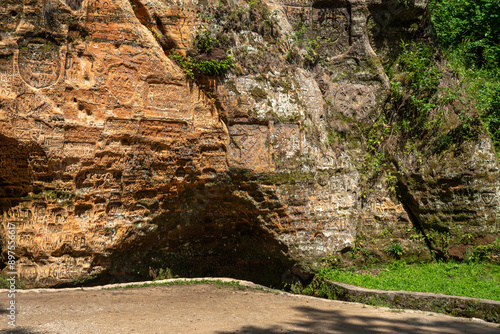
[0,0,499,287]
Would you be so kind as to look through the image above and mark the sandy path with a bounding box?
[0,281,499,334]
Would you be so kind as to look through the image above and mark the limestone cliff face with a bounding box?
[0,0,498,287]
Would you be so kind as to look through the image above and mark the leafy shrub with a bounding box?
[431,0,500,69]
[467,237,500,263]
[431,0,500,157]
[172,53,234,79]
[484,86,500,149]
[397,41,442,104]
[195,28,214,54]
[387,243,404,258]
[388,41,443,138]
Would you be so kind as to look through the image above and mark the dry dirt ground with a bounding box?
[1,279,499,334]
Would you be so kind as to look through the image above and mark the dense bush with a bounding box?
[485,86,500,148]
[171,53,235,79]
[431,0,500,69]
[431,0,500,157]
[387,41,443,139]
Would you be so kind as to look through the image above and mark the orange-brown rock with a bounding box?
[0,0,498,287]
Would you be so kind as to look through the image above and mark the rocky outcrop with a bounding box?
[0,0,498,287]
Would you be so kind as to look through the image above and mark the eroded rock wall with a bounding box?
[0,0,498,287]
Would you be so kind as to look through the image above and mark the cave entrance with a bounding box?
[94,183,295,288]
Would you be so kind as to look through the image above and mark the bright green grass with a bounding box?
[319,261,500,301]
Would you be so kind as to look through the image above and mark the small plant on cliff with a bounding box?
[466,237,500,262]
[195,28,214,53]
[171,52,234,79]
[387,243,404,258]
[170,18,236,80]
[197,55,235,76]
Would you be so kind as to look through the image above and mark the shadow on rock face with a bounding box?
[0,135,45,271]
[0,134,40,212]
[70,182,297,289]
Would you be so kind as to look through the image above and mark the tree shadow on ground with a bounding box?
[0,329,45,334]
[216,305,499,334]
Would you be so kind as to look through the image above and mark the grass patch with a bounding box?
[0,275,25,289]
[319,261,500,301]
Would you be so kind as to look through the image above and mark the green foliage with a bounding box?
[196,56,235,76]
[173,0,279,80]
[441,48,500,157]
[387,243,404,258]
[383,40,451,168]
[431,0,500,157]
[286,19,328,66]
[195,28,214,54]
[485,86,500,148]
[466,237,500,262]
[171,53,234,79]
[285,17,334,67]
[384,38,488,162]
[406,227,424,241]
[393,41,442,118]
[0,275,25,289]
[431,0,500,69]
[292,276,336,299]
[358,115,393,190]
[171,53,194,78]
[319,261,500,301]
[385,172,398,196]
[396,0,410,10]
